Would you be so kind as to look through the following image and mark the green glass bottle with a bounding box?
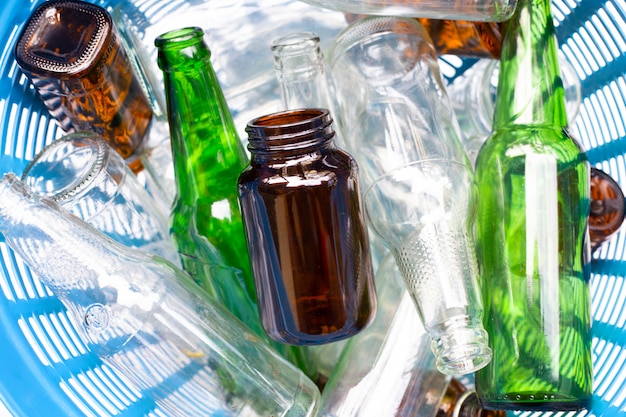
[473,0,593,411]
[155,26,317,381]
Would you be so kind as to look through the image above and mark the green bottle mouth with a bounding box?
[155,26,204,49]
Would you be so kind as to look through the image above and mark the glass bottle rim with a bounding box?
[21,131,109,204]
[155,26,205,50]
[271,31,320,56]
[246,108,335,153]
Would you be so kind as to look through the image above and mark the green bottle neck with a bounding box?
[156,27,247,203]
[492,0,569,130]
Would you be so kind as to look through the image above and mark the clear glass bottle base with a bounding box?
[431,324,492,375]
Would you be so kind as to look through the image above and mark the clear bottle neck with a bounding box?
[492,0,569,130]
[271,32,333,110]
[246,108,336,160]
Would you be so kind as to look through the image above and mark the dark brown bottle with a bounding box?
[238,108,376,345]
[15,0,152,173]
[590,167,625,251]
[344,13,503,58]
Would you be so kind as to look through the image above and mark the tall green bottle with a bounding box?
[474,0,592,411]
[155,26,317,381]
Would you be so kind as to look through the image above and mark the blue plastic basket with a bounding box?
[0,0,624,416]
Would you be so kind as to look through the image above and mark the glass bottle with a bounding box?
[446,55,582,166]
[318,253,506,417]
[238,108,376,345]
[271,31,351,373]
[14,0,152,174]
[328,15,491,376]
[473,0,593,410]
[20,131,179,266]
[271,32,335,111]
[317,252,450,417]
[155,26,318,379]
[296,0,517,23]
[0,172,320,417]
[590,167,625,252]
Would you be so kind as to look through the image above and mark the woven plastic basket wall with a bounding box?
[0,0,624,416]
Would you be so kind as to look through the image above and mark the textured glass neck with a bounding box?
[156,28,246,203]
[492,0,568,130]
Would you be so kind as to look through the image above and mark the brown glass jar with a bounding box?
[238,108,376,345]
[15,0,152,173]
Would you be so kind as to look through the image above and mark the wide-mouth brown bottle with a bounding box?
[238,108,377,346]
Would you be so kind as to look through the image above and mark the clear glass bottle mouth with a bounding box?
[21,132,109,204]
[271,32,320,56]
[431,321,492,375]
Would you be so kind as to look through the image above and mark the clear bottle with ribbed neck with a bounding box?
[155,26,318,379]
[238,108,376,345]
[0,172,320,417]
[473,0,592,410]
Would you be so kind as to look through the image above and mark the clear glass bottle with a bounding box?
[318,252,450,416]
[0,172,320,417]
[14,0,152,174]
[318,253,506,417]
[328,15,491,376]
[473,0,593,410]
[155,26,318,379]
[271,31,350,374]
[271,32,335,111]
[238,108,376,345]
[297,0,517,23]
[20,131,179,265]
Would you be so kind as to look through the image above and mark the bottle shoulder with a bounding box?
[476,125,588,168]
[238,148,357,191]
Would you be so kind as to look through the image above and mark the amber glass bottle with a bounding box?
[417,19,503,58]
[15,0,152,173]
[238,108,376,345]
[590,167,625,251]
[344,13,503,58]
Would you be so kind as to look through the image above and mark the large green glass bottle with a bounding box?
[155,26,317,381]
[473,0,592,411]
